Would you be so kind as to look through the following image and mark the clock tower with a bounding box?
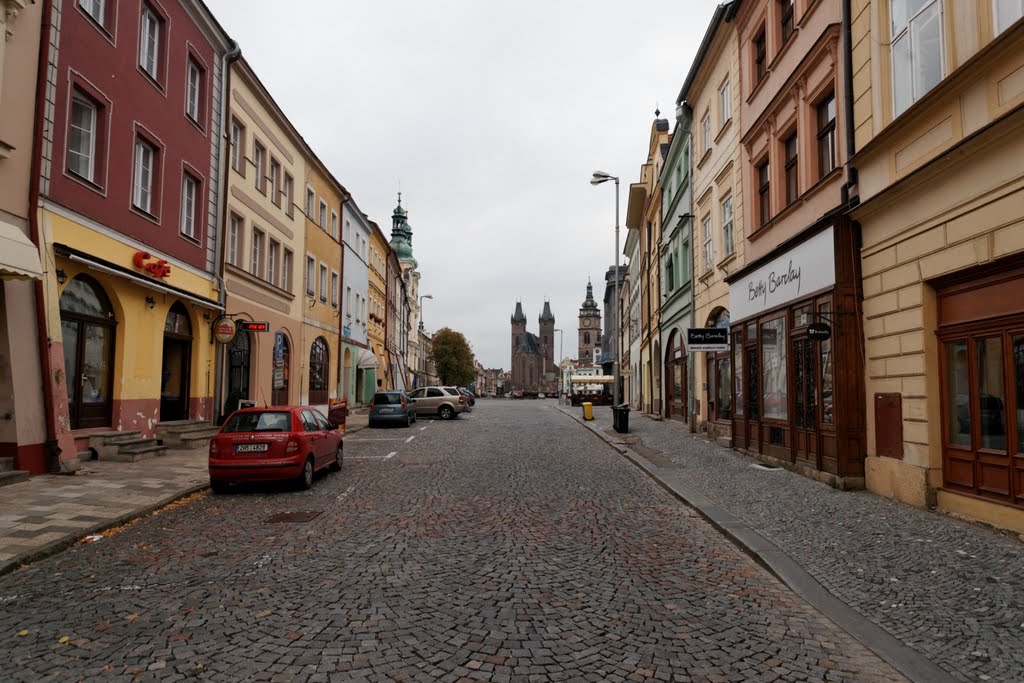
[578,279,601,366]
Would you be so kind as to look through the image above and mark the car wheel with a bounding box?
[298,456,314,490]
[210,479,230,494]
[439,405,454,420]
[329,445,343,472]
[405,414,412,428]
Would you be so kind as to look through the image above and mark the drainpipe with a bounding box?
[679,101,698,433]
[211,40,242,424]
[28,0,63,472]
[841,0,858,206]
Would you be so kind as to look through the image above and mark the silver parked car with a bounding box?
[368,391,417,428]
[408,386,467,419]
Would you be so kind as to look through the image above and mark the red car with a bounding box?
[209,406,343,493]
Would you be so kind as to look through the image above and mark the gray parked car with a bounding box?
[408,386,467,419]
[368,391,417,428]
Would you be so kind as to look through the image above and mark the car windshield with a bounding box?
[373,393,402,405]
[223,411,291,433]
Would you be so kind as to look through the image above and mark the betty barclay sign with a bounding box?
[687,328,730,352]
[728,226,836,321]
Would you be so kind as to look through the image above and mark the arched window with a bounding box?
[584,332,591,345]
[309,336,329,404]
[59,275,115,429]
[665,330,687,422]
[272,331,290,405]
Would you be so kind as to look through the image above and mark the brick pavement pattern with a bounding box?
[563,404,1023,682]
[0,402,903,682]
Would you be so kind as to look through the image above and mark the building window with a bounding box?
[665,255,675,291]
[761,316,787,420]
[268,239,279,287]
[780,0,795,44]
[68,93,98,182]
[250,229,264,278]
[80,0,105,26]
[269,159,281,207]
[891,0,944,116]
[719,79,730,127]
[253,140,266,193]
[331,211,339,239]
[132,137,156,214]
[305,256,315,295]
[186,59,203,124]
[702,215,713,272]
[757,159,771,226]
[139,5,162,81]
[283,173,294,217]
[180,173,198,239]
[319,200,328,229]
[701,113,711,155]
[721,195,734,255]
[754,28,767,83]
[346,286,352,316]
[817,92,837,177]
[319,264,328,302]
[331,272,339,307]
[282,249,293,292]
[996,0,1024,33]
[784,133,798,206]
[228,214,241,266]
[230,119,244,174]
[306,188,315,217]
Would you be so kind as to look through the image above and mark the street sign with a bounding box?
[687,327,729,352]
[808,322,832,341]
[212,316,236,344]
[237,321,270,332]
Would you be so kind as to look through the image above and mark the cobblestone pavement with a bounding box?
[0,401,904,682]
[561,404,1023,682]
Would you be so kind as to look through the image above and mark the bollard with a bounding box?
[582,402,594,421]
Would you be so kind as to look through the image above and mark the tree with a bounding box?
[430,327,475,386]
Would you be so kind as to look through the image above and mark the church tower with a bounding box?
[539,300,555,368]
[578,280,601,366]
[510,301,526,353]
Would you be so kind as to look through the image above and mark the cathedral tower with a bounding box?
[539,300,555,368]
[578,280,601,366]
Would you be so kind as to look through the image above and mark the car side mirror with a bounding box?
[326,422,338,430]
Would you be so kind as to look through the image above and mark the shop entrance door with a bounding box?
[59,276,115,430]
[744,340,760,451]
[160,303,192,421]
[793,336,819,467]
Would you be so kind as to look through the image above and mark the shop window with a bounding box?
[891,0,944,116]
[819,302,834,425]
[734,332,744,417]
[272,332,290,406]
[762,317,788,420]
[717,357,733,420]
[309,337,329,405]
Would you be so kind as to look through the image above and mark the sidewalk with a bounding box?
[0,416,368,577]
[558,403,1022,683]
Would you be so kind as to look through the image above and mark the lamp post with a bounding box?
[555,328,564,401]
[591,171,621,406]
[418,294,433,331]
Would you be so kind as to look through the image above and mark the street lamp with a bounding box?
[418,294,433,331]
[591,170,621,406]
[555,328,564,402]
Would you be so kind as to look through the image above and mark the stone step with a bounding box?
[101,443,167,462]
[155,420,212,435]
[159,425,219,448]
[0,470,30,487]
[177,431,218,451]
[0,457,13,472]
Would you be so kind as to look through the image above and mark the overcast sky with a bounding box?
[205,0,721,369]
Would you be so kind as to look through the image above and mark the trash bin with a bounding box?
[612,404,630,433]
[328,400,348,432]
[582,402,594,421]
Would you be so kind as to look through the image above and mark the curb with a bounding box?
[0,482,209,578]
[557,405,954,683]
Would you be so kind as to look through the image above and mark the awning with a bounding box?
[356,348,378,369]
[0,221,43,280]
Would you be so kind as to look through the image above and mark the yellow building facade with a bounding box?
[368,223,389,391]
[851,2,1024,530]
[220,59,306,414]
[298,160,344,412]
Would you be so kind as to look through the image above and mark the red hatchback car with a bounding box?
[209,406,343,493]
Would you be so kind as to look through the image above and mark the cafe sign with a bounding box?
[729,226,835,321]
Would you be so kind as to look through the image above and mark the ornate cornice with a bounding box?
[4,0,31,42]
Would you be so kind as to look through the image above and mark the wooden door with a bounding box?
[793,336,819,467]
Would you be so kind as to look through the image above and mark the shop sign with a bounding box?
[237,321,270,332]
[687,327,729,352]
[729,226,835,321]
[808,322,832,341]
[133,251,171,279]
[212,316,237,344]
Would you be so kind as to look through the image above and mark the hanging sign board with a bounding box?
[808,322,832,341]
[212,317,237,344]
[687,327,729,352]
[237,321,270,332]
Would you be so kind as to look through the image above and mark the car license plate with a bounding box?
[235,443,268,453]
[379,407,394,413]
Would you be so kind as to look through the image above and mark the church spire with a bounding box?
[539,300,555,322]
[581,278,598,309]
[511,301,526,324]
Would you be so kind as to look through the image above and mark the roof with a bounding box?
[515,332,542,355]
[676,1,742,105]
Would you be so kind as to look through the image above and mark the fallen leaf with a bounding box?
[58,636,69,644]
[17,629,28,637]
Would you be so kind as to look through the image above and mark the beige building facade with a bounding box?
[367,222,388,392]
[851,2,1024,529]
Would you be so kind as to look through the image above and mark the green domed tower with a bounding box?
[389,194,417,268]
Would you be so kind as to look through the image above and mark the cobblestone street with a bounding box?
[0,401,904,682]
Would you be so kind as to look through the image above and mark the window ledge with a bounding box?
[225,263,295,300]
[714,118,733,144]
[130,204,161,226]
[698,269,715,284]
[747,73,770,104]
[696,148,713,169]
[716,251,737,270]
